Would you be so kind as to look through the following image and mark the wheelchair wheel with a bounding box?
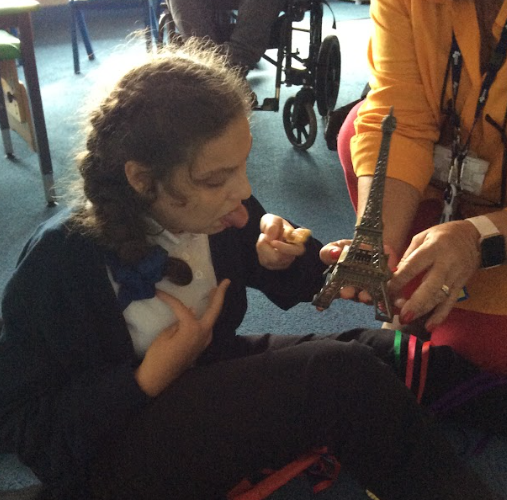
[315,35,341,117]
[283,96,318,151]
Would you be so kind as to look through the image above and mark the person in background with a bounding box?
[334,0,507,377]
[168,0,286,74]
[0,40,501,500]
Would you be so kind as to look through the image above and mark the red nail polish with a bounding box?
[400,311,415,325]
[329,248,340,260]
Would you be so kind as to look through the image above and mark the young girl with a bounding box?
[0,41,499,500]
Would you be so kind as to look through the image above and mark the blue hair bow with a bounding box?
[106,245,168,311]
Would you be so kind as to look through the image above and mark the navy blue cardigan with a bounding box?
[0,196,326,497]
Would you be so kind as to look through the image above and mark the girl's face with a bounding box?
[150,114,253,235]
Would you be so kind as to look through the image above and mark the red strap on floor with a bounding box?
[227,447,334,500]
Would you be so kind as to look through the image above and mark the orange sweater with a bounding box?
[351,0,507,373]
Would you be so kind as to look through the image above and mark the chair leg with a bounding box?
[70,4,80,74]
[76,10,94,61]
[0,70,14,159]
[145,0,158,52]
[71,1,155,74]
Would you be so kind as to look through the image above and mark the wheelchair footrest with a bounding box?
[257,98,279,112]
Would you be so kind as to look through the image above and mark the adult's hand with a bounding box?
[256,214,307,271]
[135,279,230,397]
[389,220,481,330]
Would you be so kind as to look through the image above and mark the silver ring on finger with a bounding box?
[440,284,451,297]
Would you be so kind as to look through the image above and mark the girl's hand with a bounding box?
[320,239,366,301]
[389,220,481,330]
[134,279,230,397]
[319,240,398,303]
[320,239,352,266]
[256,214,307,271]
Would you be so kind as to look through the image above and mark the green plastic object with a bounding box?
[0,29,21,61]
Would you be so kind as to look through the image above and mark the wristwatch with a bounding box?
[466,215,506,268]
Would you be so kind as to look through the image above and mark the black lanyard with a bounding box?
[440,19,507,221]
[449,23,507,160]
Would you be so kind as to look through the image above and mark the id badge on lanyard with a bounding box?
[439,24,507,222]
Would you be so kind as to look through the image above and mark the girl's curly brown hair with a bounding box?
[69,39,252,283]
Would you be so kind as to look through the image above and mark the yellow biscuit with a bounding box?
[284,227,312,244]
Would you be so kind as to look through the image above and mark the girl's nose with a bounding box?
[234,168,252,201]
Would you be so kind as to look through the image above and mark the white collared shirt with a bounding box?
[107,224,216,357]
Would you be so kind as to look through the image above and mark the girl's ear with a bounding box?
[124,160,151,195]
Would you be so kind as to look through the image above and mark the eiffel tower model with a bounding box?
[312,107,397,322]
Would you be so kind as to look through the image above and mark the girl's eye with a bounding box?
[204,179,227,188]
[196,166,238,188]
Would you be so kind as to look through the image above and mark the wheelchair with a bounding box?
[157,0,341,150]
